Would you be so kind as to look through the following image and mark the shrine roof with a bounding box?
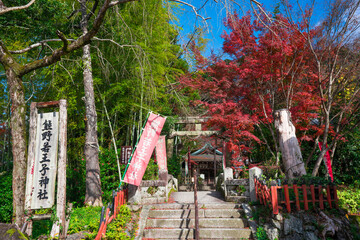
[190,142,223,156]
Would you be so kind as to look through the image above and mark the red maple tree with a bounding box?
[181,1,360,177]
[180,12,322,166]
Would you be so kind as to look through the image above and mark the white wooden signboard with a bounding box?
[24,100,67,239]
[31,112,59,209]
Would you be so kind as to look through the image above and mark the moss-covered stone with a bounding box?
[0,223,28,239]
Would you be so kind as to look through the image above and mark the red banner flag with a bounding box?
[318,142,334,182]
[123,113,166,186]
[156,135,167,171]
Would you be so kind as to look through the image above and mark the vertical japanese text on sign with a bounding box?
[123,113,166,186]
[155,135,167,171]
[30,112,59,209]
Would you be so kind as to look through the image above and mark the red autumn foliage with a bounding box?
[179,12,324,157]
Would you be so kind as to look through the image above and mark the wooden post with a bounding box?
[319,185,324,210]
[258,182,263,204]
[266,185,271,207]
[310,185,316,208]
[271,181,278,214]
[302,185,308,210]
[120,190,124,205]
[51,99,67,239]
[102,207,110,238]
[24,102,38,236]
[293,184,300,211]
[333,186,339,208]
[194,168,200,240]
[254,178,258,200]
[326,185,332,208]
[284,185,291,213]
[213,140,217,185]
[114,192,118,219]
[188,147,191,184]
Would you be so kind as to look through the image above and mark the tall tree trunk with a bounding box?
[81,0,102,206]
[312,110,331,176]
[274,109,306,179]
[7,68,27,225]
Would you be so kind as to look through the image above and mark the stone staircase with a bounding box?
[141,203,252,239]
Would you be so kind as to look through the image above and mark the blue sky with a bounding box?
[173,0,328,57]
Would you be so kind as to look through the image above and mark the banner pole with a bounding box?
[119,112,151,188]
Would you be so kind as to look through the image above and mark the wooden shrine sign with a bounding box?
[27,112,59,209]
[121,146,132,165]
[24,100,67,239]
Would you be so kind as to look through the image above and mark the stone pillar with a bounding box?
[159,170,168,182]
[249,167,263,201]
[224,167,233,181]
[166,138,174,160]
[127,184,141,204]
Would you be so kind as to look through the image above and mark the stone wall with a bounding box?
[250,206,355,240]
[127,173,178,204]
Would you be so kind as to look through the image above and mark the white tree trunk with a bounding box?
[81,0,102,206]
[274,109,306,179]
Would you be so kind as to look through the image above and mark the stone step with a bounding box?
[148,209,244,219]
[225,196,250,203]
[146,218,248,228]
[179,185,215,191]
[143,228,252,239]
[140,197,167,205]
[152,203,242,210]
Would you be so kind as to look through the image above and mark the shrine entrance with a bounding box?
[167,116,223,191]
[188,142,223,185]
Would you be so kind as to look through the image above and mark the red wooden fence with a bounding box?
[254,177,338,214]
[94,187,128,240]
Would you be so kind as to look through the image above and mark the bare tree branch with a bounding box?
[9,39,76,54]
[56,30,69,51]
[171,0,211,21]
[92,37,139,48]
[0,0,35,15]
[109,0,137,7]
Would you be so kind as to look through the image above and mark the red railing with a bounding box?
[254,177,338,214]
[94,187,128,240]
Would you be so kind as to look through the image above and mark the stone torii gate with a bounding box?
[166,116,218,159]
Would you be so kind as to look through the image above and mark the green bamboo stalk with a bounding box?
[119,111,151,188]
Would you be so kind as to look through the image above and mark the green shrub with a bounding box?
[338,187,360,214]
[67,206,102,238]
[168,155,181,178]
[32,219,53,239]
[0,171,13,223]
[142,158,158,181]
[99,149,125,202]
[256,226,269,240]
[67,157,86,207]
[105,205,138,240]
[236,185,246,195]
[67,148,128,205]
